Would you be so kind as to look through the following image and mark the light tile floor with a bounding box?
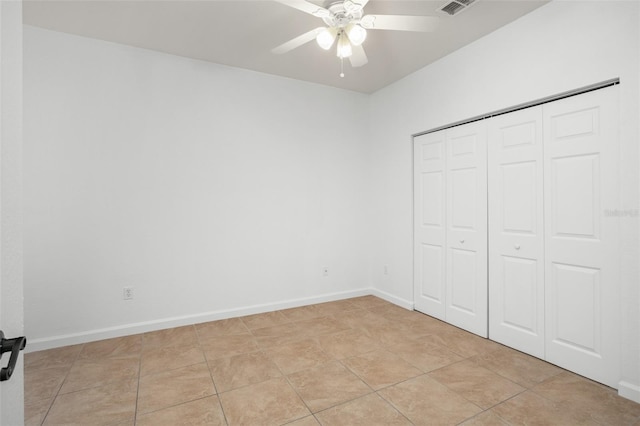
[24,296,640,425]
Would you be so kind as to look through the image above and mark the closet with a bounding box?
[414,84,620,388]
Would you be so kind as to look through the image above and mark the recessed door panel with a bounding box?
[451,168,476,230]
[502,161,537,234]
[502,256,537,333]
[421,171,443,228]
[451,134,477,156]
[422,142,443,161]
[551,263,600,354]
[502,121,537,148]
[449,248,476,314]
[551,154,600,239]
[552,107,598,140]
[421,244,444,303]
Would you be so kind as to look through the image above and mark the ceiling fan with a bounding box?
[272,0,439,77]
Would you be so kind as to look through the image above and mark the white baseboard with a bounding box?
[618,380,640,403]
[371,288,414,311]
[26,287,374,352]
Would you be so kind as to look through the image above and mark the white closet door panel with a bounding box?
[501,162,537,234]
[445,122,488,337]
[550,154,600,240]
[544,86,619,387]
[551,263,601,351]
[449,248,477,314]
[451,168,477,230]
[421,173,443,225]
[414,131,447,319]
[502,256,538,330]
[488,106,545,357]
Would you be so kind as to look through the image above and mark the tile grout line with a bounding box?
[269,346,316,419]
[373,381,418,425]
[425,361,521,416]
[259,319,382,422]
[134,395,218,421]
[132,345,143,425]
[196,326,231,426]
[38,344,86,425]
[204,353,231,425]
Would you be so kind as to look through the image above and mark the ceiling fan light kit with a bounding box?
[336,32,353,58]
[346,23,367,46]
[273,0,440,77]
[316,27,337,50]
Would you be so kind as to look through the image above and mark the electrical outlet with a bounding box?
[384,265,389,275]
[322,267,329,277]
[123,287,134,300]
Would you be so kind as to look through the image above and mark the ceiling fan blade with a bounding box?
[344,0,370,12]
[349,44,368,68]
[273,0,331,18]
[360,15,439,32]
[272,27,324,55]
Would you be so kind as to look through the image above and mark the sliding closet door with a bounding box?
[488,107,545,358]
[544,86,619,387]
[414,131,447,320]
[445,122,488,337]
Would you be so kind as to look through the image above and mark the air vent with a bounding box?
[439,0,477,16]
[440,2,464,15]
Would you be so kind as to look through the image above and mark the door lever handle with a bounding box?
[0,331,27,382]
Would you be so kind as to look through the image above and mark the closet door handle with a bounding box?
[460,239,465,244]
[515,244,521,250]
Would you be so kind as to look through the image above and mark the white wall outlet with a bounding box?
[123,287,134,300]
[322,267,329,277]
[384,265,389,275]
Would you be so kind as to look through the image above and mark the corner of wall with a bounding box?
[371,287,414,311]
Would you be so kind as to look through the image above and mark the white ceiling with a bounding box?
[23,0,549,93]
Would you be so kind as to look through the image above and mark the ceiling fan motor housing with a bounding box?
[323,2,363,28]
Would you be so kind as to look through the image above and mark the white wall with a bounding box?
[23,26,371,349]
[0,1,24,424]
[368,0,639,401]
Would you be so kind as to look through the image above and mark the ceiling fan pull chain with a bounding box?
[340,57,345,78]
